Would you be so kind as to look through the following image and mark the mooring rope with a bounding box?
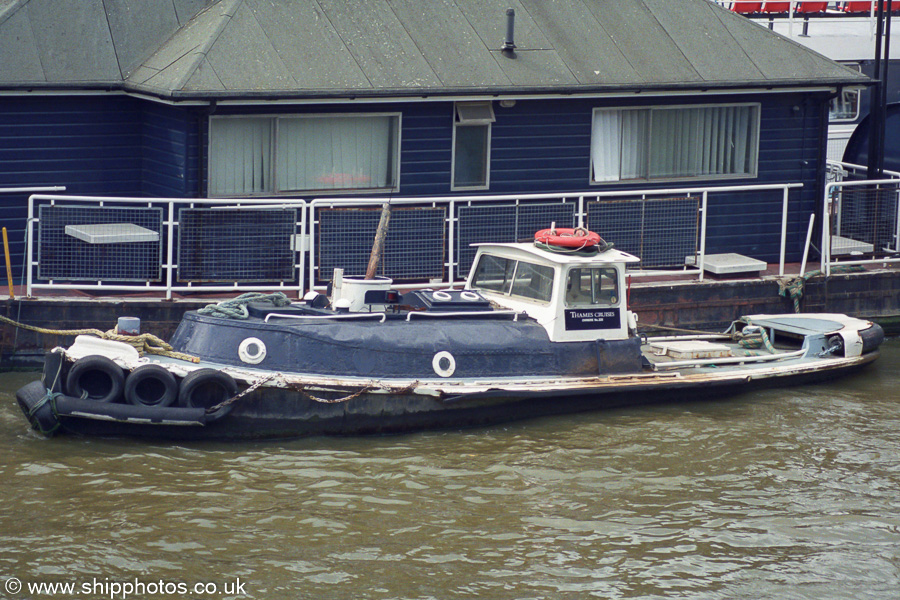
[640,321,777,353]
[0,314,199,363]
[776,266,865,313]
[206,373,277,414]
[290,383,375,404]
[732,325,776,353]
[197,292,292,320]
[776,269,823,313]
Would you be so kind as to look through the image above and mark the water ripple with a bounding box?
[1,342,899,598]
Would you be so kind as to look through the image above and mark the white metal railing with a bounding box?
[1,186,67,195]
[718,1,881,17]
[24,182,804,298]
[309,183,803,287]
[717,1,891,37]
[26,195,307,299]
[821,178,900,275]
[826,159,900,182]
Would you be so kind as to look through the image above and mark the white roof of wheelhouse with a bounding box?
[471,243,641,266]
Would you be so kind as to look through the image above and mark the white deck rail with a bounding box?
[821,178,900,275]
[24,182,802,298]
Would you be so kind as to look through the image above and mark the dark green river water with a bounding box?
[1,340,899,599]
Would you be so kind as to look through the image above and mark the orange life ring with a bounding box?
[534,227,603,249]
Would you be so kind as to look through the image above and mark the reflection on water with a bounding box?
[1,341,899,599]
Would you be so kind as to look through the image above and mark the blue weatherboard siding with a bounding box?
[0,96,200,279]
[142,102,201,198]
[0,95,142,278]
[1,90,826,282]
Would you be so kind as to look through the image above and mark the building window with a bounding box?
[452,102,494,190]
[590,104,760,184]
[208,114,400,196]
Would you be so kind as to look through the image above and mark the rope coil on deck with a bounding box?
[197,292,292,319]
[732,326,776,353]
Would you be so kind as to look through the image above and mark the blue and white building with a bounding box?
[0,0,869,288]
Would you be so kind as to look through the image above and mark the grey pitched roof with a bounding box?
[0,0,869,100]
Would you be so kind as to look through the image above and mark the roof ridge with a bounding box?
[100,0,124,81]
[166,0,244,91]
[0,0,29,28]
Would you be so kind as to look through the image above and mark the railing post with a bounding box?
[822,182,833,276]
[448,199,456,284]
[165,201,175,300]
[298,203,307,294]
[788,1,795,38]
[894,187,900,253]
[26,196,34,298]
[308,203,317,292]
[578,195,585,229]
[698,191,708,282]
[779,186,789,276]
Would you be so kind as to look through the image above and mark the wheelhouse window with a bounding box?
[565,267,619,306]
[591,104,760,183]
[208,114,400,196]
[829,65,862,122]
[452,102,494,190]
[471,254,515,294]
[471,254,554,304]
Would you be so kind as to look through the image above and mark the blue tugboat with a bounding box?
[15,230,884,440]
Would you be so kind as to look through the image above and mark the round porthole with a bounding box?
[431,290,452,302]
[432,351,456,378]
[460,291,481,301]
[238,337,267,364]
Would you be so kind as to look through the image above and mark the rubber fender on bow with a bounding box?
[15,380,61,436]
[124,364,178,407]
[178,368,238,411]
[65,355,125,403]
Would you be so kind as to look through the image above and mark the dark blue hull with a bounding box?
[15,352,878,441]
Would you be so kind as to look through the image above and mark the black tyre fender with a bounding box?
[65,355,125,403]
[16,380,61,436]
[178,368,238,414]
[124,364,178,407]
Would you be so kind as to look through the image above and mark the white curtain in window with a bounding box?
[591,109,649,182]
[208,118,271,195]
[620,110,648,180]
[650,105,756,178]
[591,110,621,182]
[277,116,395,191]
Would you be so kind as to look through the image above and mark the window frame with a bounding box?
[451,102,494,191]
[207,112,402,197]
[471,254,555,305]
[589,102,761,186]
[564,266,620,308]
[829,64,862,123]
